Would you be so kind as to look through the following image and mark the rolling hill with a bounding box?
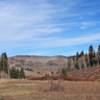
[7,55,100,81]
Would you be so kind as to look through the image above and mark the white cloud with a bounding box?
[2,33,99,49]
[35,33,100,48]
[0,0,69,43]
[80,21,97,29]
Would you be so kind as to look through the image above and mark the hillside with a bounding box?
[8,55,100,81]
[68,66,100,81]
[9,55,67,67]
[8,55,68,77]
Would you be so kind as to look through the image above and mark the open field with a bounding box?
[0,79,100,100]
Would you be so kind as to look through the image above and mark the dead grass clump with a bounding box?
[48,80,64,92]
[0,97,4,100]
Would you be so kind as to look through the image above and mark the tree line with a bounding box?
[73,45,100,70]
[0,45,100,79]
[0,52,25,79]
[60,45,100,78]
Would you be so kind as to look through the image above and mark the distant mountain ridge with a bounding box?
[8,55,68,69]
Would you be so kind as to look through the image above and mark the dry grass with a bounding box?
[0,79,100,100]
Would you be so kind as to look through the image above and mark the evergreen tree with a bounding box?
[80,51,84,56]
[67,59,71,71]
[0,60,2,72]
[61,68,68,78]
[0,52,9,74]
[10,67,25,79]
[85,54,89,67]
[74,52,80,70]
[10,67,20,79]
[16,69,20,78]
[97,45,100,65]
[93,52,98,66]
[76,52,79,61]
[89,45,94,67]
[74,61,80,70]
[19,68,25,79]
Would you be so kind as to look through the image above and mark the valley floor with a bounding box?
[0,79,100,100]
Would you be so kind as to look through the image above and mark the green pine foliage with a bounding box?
[97,45,100,65]
[10,67,25,79]
[89,45,94,67]
[74,61,80,70]
[19,68,25,79]
[61,68,68,77]
[73,45,100,70]
[0,52,9,74]
[10,67,19,79]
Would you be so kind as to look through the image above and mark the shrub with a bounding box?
[61,68,68,78]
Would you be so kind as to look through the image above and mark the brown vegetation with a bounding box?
[0,79,100,100]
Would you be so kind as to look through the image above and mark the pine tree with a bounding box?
[76,52,79,61]
[10,67,20,79]
[74,52,80,70]
[97,45,100,65]
[61,68,68,78]
[89,45,94,67]
[0,60,2,72]
[0,52,9,74]
[85,54,89,67]
[93,52,98,66]
[19,68,25,79]
[74,61,80,70]
[80,51,84,56]
[67,59,71,71]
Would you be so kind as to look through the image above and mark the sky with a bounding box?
[0,0,100,56]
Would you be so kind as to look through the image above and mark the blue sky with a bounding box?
[0,0,100,56]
